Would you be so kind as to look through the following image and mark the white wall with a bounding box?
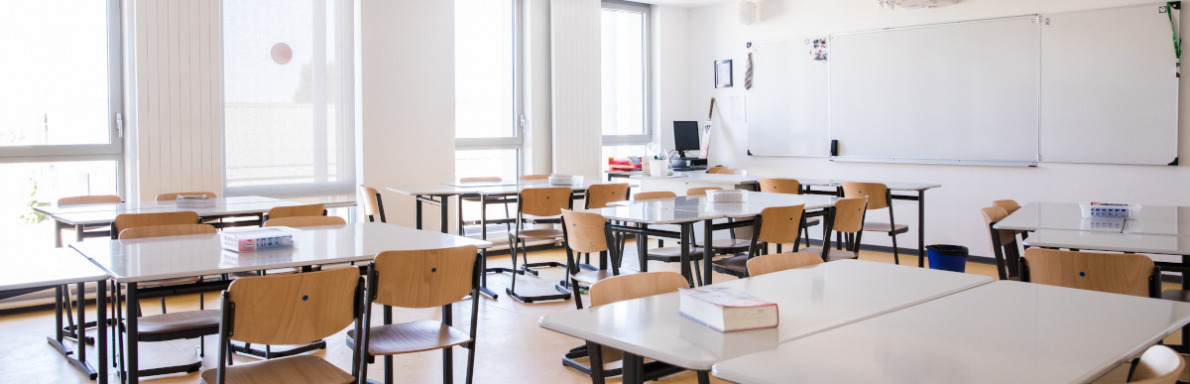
[127,0,224,202]
[681,0,1190,260]
[359,0,456,230]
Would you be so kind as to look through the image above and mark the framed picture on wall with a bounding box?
[715,59,733,88]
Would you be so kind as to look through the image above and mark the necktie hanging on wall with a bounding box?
[745,52,754,90]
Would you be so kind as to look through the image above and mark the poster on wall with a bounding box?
[715,59,733,88]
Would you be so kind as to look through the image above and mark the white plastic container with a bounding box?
[220,227,296,252]
[1078,202,1141,219]
[706,189,747,203]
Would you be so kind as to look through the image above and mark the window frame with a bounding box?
[0,0,125,182]
[454,0,524,178]
[600,0,652,146]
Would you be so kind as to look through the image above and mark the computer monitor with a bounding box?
[673,121,700,157]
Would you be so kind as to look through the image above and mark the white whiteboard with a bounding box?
[829,16,1041,165]
[746,39,831,157]
[1039,4,1180,165]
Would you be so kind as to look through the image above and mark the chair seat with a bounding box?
[199,354,353,384]
[646,246,705,263]
[138,276,201,289]
[516,228,563,239]
[710,255,748,276]
[135,309,221,336]
[806,217,821,226]
[707,238,751,253]
[802,247,858,261]
[574,270,619,285]
[349,320,472,356]
[1163,290,1190,302]
[863,222,909,234]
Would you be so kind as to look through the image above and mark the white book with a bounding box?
[678,286,779,333]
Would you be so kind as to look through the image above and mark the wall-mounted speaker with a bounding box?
[738,1,759,25]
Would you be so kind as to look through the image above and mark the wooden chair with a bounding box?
[117,223,221,378]
[629,191,699,271]
[155,191,217,201]
[706,166,732,174]
[583,272,700,384]
[507,187,573,303]
[802,197,868,262]
[842,182,909,265]
[992,199,1021,214]
[352,245,479,384]
[457,176,512,239]
[1128,345,1185,384]
[686,186,722,196]
[521,174,550,180]
[1020,248,1159,298]
[57,194,122,244]
[584,183,630,209]
[265,203,326,220]
[757,178,821,248]
[560,210,627,309]
[633,191,676,201]
[688,187,753,258]
[359,185,387,223]
[711,205,805,278]
[264,216,346,228]
[201,268,364,384]
[112,211,200,239]
[981,206,1021,280]
[746,252,823,276]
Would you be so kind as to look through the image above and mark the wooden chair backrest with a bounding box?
[561,210,609,253]
[267,203,325,219]
[372,245,478,308]
[119,224,217,239]
[686,187,723,197]
[1131,345,1185,384]
[589,272,689,307]
[585,183,630,209]
[841,182,890,210]
[521,174,550,180]
[58,194,121,206]
[1023,248,1154,297]
[993,199,1021,214]
[747,252,823,276]
[265,216,346,228]
[155,191,216,202]
[831,197,868,234]
[757,205,805,244]
[633,191,676,201]
[113,211,200,234]
[706,166,732,174]
[758,178,801,194]
[460,176,501,183]
[981,206,1015,246]
[226,267,360,345]
[519,187,572,217]
[359,185,382,221]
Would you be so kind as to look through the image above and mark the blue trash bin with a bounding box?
[927,244,968,273]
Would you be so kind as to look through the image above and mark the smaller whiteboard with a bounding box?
[746,39,831,157]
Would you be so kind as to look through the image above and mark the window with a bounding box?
[222,0,355,197]
[0,0,122,251]
[601,1,650,150]
[455,0,521,182]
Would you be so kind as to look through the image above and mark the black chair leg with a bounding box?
[443,347,453,384]
[891,233,900,265]
[698,370,711,384]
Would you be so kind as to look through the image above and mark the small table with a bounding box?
[1,248,109,383]
[73,222,491,384]
[712,280,1190,384]
[995,202,1126,233]
[539,260,992,384]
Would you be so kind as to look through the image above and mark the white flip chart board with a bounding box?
[746,39,831,157]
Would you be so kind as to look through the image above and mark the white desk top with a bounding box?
[713,281,1190,384]
[678,192,837,219]
[586,192,835,225]
[1124,205,1190,236]
[1023,229,1190,256]
[387,180,601,198]
[51,198,303,226]
[630,173,760,185]
[538,260,992,370]
[73,222,493,283]
[995,202,1126,233]
[0,248,109,292]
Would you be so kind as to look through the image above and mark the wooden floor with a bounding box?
[0,244,1180,383]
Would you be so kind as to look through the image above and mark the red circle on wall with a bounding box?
[271,43,292,65]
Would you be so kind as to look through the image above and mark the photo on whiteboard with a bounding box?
[715,59,733,88]
[809,38,829,61]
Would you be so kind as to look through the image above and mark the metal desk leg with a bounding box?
[679,224,693,287]
[918,190,926,268]
[415,195,424,230]
[478,248,498,300]
[75,282,97,379]
[637,224,649,273]
[441,197,450,234]
[76,224,86,242]
[622,352,644,384]
[97,280,108,384]
[126,282,139,384]
[703,220,714,286]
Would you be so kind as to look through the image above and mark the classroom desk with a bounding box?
[72,222,491,384]
[995,202,1126,233]
[586,191,837,286]
[712,281,1190,384]
[387,180,601,238]
[1,248,109,383]
[538,260,992,384]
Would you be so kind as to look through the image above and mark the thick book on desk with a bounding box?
[679,286,778,332]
